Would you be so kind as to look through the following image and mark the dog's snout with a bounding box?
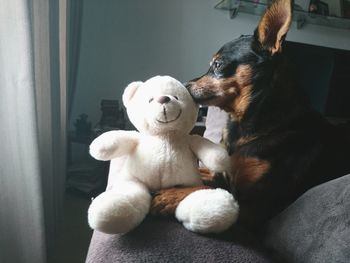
[185,77,202,90]
[157,96,170,104]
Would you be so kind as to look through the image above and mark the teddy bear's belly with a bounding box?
[123,144,202,191]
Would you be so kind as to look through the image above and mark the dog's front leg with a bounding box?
[150,185,211,216]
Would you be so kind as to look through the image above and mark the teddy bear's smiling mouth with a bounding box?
[157,108,182,124]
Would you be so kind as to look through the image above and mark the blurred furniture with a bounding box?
[67,100,126,197]
[191,106,208,136]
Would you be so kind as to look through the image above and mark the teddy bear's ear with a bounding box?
[122,81,143,107]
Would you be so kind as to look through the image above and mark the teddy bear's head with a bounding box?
[122,76,198,135]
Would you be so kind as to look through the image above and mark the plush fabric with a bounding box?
[264,174,350,263]
[86,216,272,263]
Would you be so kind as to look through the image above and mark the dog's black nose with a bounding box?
[184,79,200,89]
[157,96,170,104]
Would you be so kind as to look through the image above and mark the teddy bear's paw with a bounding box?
[88,188,151,234]
[89,133,120,161]
[175,188,239,234]
[207,149,232,173]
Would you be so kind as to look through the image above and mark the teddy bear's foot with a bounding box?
[88,181,151,234]
[175,188,239,234]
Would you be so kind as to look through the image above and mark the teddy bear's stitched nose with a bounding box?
[157,96,170,104]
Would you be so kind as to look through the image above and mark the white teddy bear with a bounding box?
[88,76,239,234]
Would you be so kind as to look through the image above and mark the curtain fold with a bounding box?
[67,0,84,120]
[0,0,67,262]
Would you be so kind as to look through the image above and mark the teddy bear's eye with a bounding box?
[149,98,154,103]
[174,96,178,100]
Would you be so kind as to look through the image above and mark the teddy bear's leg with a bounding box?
[88,180,151,234]
[175,188,239,234]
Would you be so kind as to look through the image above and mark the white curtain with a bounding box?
[0,0,67,262]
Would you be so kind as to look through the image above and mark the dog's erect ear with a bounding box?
[254,0,293,55]
[122,81,143,107]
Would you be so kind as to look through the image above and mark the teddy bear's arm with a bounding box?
[89,130,139,161]
[189,135,231,173]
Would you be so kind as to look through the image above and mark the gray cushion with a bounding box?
[86,217,272,263]
[264,174,350,263]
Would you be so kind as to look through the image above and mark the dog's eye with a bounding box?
[174,96,178,100]
[149,98,154,103]
[213,61,225,78]
[213,61,222,69]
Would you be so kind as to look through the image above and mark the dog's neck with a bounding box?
[235,57,313,137]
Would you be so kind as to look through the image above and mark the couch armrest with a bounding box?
[264,174,350,263]
[86,216,272,263]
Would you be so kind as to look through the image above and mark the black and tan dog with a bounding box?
[151,0,350,229]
